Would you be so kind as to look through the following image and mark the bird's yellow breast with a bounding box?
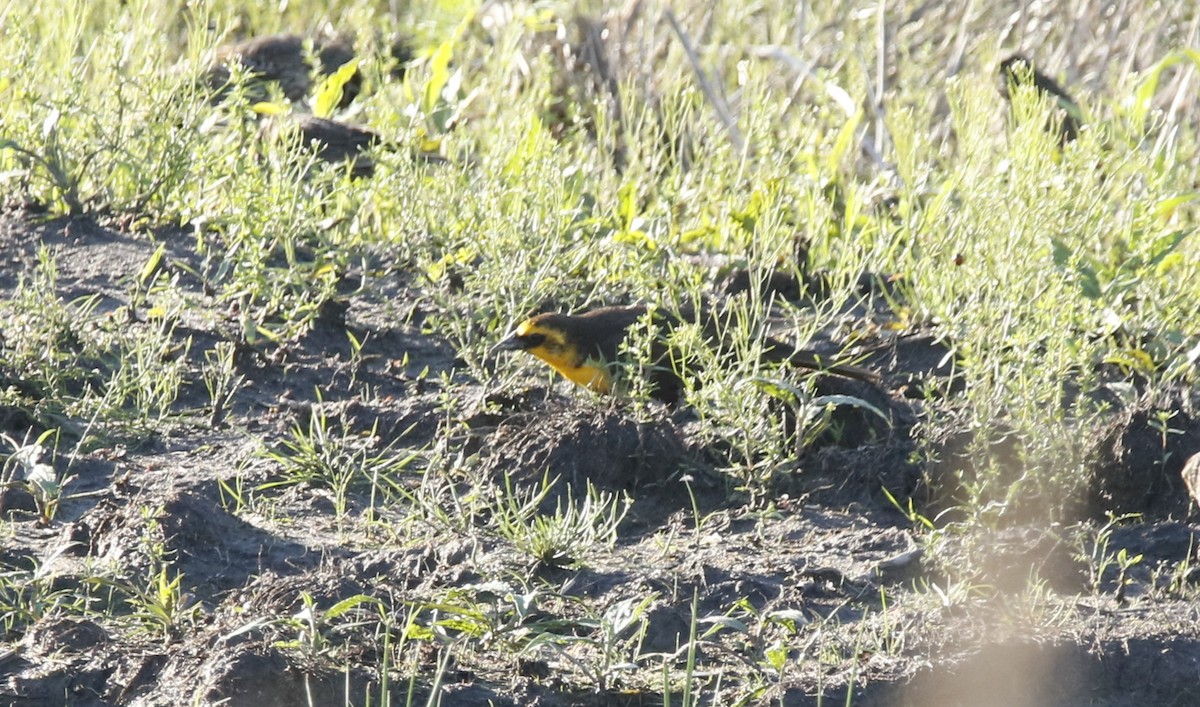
[531,351,613,394]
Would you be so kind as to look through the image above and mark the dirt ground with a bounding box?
[1,209,1199,706]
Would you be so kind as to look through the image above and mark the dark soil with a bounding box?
[1,210,1199,706]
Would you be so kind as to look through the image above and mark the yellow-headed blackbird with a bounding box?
[998,54,1082,145]
[494,305,879,404]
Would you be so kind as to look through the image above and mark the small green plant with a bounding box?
[202,341,243,427]
[882,486,937,532]
[1075,513,1144,597]
[101,567,196,639]
[523,594,656,692]
[1152,535,1198,601]
[0,545,84,638]
[127,242,167,317]
[345,329,369,387]
[1147,409,1183,466]
[257,399,423,520]
[399,454,488,538]
[0,111,88,214]
[86,564,199,640]
[1,430,65,525]
[85,506,200,639]
[491,475,630,569]
[404,579,588,691]
[138,566,195,638]
[1113,547,1144,604]
[276,591,384,661]
[679,473,718,552]
[89,314,190,436]
[1,250,100,404]
[662,591,705,707]
[216,470,249,514]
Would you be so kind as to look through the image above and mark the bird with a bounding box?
[206,33,358,106]
[998,54,1083,145]
[493,305,879,404]
[274,114,382,177]
[261,113,450,177]
[205,33,412,108]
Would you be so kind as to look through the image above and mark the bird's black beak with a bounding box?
[490,331,528,356]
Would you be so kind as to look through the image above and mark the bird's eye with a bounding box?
[523,333,546,348]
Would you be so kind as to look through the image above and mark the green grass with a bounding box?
[1,0,1198,703]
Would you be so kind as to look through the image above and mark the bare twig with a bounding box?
[874,0,887,155]
[857,55,893,173]
[664,9,745,154]
[577,15,627,172]
[750,45,856,118]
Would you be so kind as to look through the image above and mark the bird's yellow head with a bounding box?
[493,314,613,394]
